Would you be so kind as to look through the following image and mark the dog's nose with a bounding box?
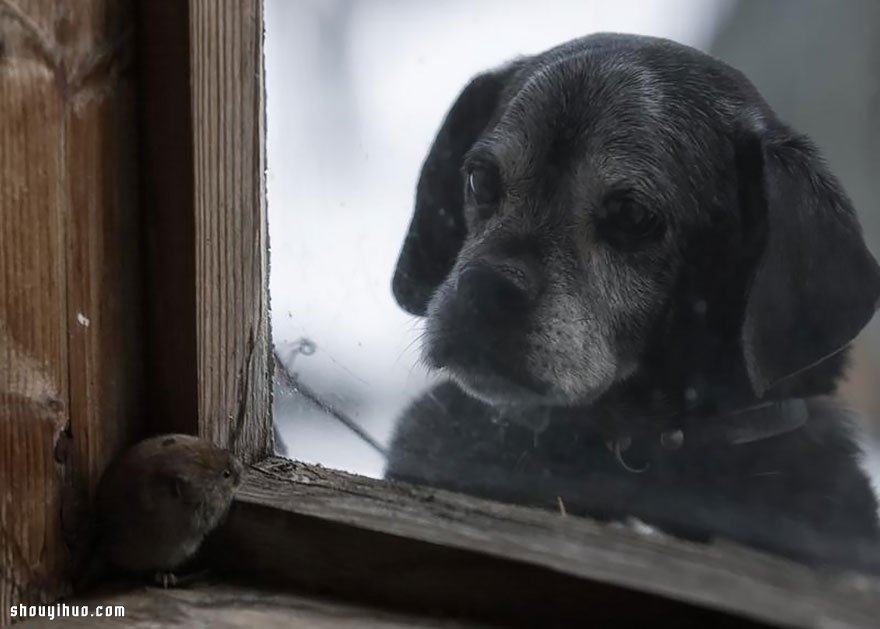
[456,262,532,318]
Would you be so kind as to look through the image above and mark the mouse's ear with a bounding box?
[739,123,880,396]
[158,471,195,504]
[392,61,523,315]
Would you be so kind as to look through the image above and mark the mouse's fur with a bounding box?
[92,434,242,580]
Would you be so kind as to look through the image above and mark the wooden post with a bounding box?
[139,0,271,462]
[0,0,269,620]
[0,0,142,623]
[189,0,271,461]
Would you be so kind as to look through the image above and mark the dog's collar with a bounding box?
[679,398,810,446]
[609,398,810,473]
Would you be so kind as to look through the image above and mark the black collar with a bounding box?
[679,398,809,446]
[609,398,810,473]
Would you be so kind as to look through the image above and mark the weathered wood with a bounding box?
[138,0,271,462]
[0,0,141,624]
[189,0,271,462]
[209,458,880,628]
[15,582,488,628]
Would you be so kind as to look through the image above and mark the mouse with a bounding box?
[88,433,243,587]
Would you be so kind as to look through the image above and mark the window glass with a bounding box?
[266,0,880,571]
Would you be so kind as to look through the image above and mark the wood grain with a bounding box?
[0,0,141,624]
[210,458,880,629]
[189,0,271,463]
[137,0,270,462]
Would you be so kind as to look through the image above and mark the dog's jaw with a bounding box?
[440,353,622,409]
[446,366,568,407]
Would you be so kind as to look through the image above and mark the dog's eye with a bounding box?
[466,166,501,218]
[597,196,665,249]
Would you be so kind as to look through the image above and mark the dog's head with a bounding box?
[393,34,880,408]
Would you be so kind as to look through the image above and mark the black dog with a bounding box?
[385,34,880,568]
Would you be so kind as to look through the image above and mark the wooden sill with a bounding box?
[16,456,880,628]
[201,457,880,628]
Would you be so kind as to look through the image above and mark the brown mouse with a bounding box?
[92,434,243,586]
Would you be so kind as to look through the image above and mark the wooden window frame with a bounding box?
[2,1,879,626]
[138,4,880,627]
[139,0,272,460]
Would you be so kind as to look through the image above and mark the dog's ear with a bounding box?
[740,125,880,396]
[392,62,522,315]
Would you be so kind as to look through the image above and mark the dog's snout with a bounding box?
[427,257,541,373]
[456,261,535,318]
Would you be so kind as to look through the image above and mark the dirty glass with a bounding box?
[265,0,880,571]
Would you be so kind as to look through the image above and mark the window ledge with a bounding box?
[205,457,880,628]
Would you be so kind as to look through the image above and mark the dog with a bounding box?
[384,34,880,569]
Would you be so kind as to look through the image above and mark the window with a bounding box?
[2,1,879,626]
[266,0,880,576]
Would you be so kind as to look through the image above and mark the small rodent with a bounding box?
[92,434,243,586]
